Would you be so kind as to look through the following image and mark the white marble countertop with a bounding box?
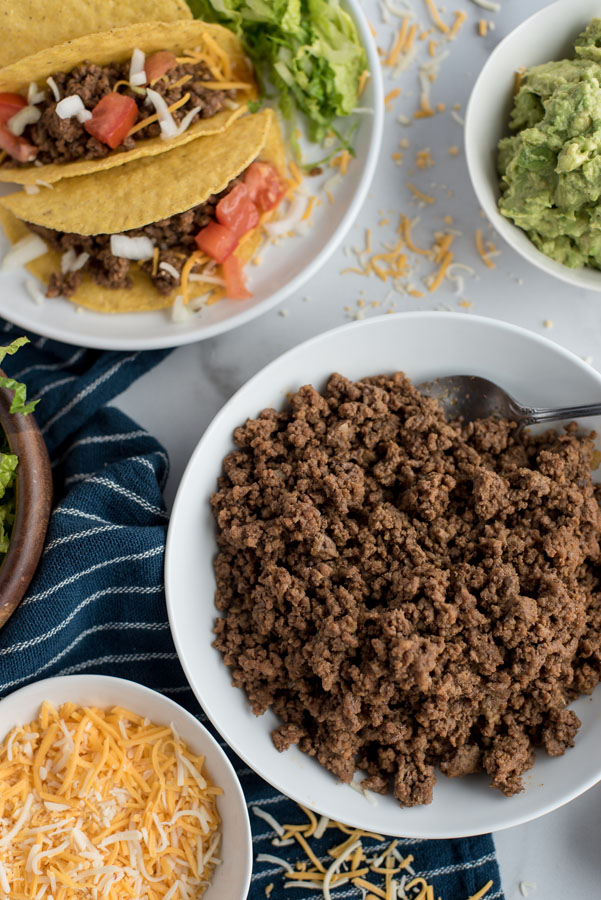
[114,1,601,896]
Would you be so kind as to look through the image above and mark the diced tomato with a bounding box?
[0,92,27,124]
[216,183,259,239]
[244,162,286,212]
[84,93,138,149]
[0,123,37,162]
[195,220,238,262]
[145,50,178,84]
[223,254,251,300]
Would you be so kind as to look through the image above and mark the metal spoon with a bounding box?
[417,375,601,426]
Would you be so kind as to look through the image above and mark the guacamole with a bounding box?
[498,19,601,269]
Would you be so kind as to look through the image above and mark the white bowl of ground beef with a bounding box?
[166,311,601,838]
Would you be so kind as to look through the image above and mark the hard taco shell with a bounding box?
[0,0,192,69]
[0,108,286,313]
[0,20,257,185]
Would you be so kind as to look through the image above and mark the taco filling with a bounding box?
[24,160,285,301]
[0,45,248,166]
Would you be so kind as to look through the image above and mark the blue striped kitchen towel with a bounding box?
[0,320,504,900]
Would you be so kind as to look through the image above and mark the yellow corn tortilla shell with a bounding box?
[0,0,192,69]
[2,110,274,233]
[0,108,286,313]
[0,20,257,185]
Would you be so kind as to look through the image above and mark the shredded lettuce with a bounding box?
[188,0,367,146]
[0,337,38,415]
[0,337,38,564]
[0,449,17,556]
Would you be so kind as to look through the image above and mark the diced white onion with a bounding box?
[263,192,307,238]
[72,251,90,272]
[171,293,192,323]
[2,234,48,270]
[163,105,200,140]
[61,248,76,274]
[159,261,180,279]
[7,105,41,135]
[27,82,46,105]
[46,76,60,102]
[109,234,154,260]
[146,88,178,138]
[55,94,91,123]
[129,47,147,86]
[61,248,90,273]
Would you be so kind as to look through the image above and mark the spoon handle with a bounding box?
[524,403,601,425]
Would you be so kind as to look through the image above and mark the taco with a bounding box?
[0,0,193,69]
[0,109,287,313]
[0,20,257,185]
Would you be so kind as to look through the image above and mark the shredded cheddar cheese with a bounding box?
[181,250,208,305]
[423,0,450,33]
[384,88,402,109]
[358,69,370,97]
[476,228,496,268]
[198,80,254,91]
[200,31,232,80]
[170,73,193,90]
[407,182,436,204]
[0,702,222,899]
[404,24,419,54]
[387,18,410,66]
[449,10,467,38]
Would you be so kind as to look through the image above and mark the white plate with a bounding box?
[166,311,601,838]
[0,1,383,351]
[0,674,252,899]
[465,0,601,293]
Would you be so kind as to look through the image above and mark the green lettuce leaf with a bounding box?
[0,337,38,414]
[187,0,366,144]
[0,449,17,557]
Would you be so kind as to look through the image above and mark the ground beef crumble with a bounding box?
[210,372,601,806]
[6,58,235,166]
[28,176,242,297]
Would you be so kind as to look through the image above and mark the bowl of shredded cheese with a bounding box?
[0,674,252,900]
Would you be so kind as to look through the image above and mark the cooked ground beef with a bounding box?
[211,371,601,806]
[6,58,234,166]
[28,176,241,297]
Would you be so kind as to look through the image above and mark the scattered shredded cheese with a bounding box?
[254,806,497,900]
[475,228,496,268]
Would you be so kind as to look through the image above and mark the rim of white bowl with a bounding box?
[465,0,601,293]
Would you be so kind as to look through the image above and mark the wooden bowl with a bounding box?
[0,372,52,628]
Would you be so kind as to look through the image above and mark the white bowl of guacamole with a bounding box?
[466,0,601,292]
